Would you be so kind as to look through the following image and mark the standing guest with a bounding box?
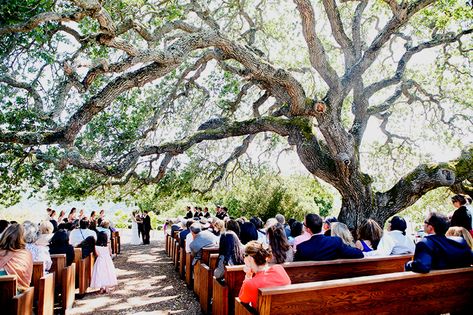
[295,214,363,261]
[142,210,151,245]
[203,207,211,218]
[446,226,473,250]
[323,216,338,236]
[355,219,383,252]
[216,206,228,220]
[58,210,66,223]
[0,219,10,238]
[0,224,33,291]
[406,212,473,273]
[214,220,244,279]
[185,206,194,219]
[331,222,356,247]
[49,230,75,266]
[238,241,291,309]
[98,209,105,226]
[36,221,54,246]
[364,216,415,257]
[195,207,203,217]
[45,208,52,221]
[69,218,97,247]
[90,232,117,294]
[267,223,294,264]
[78,209,85,220]
[23,221,52,272]
[68,208,77,222]
[450,195,472,231]
[49,210,58,232]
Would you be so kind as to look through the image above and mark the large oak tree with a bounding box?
[0,0,472,228]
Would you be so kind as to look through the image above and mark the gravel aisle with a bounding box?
[69,230,202,315]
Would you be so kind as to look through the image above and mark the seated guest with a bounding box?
[323,216,338,236]
[450,194,472,231]
[295,214,363,261]
[69,218,97,247]
[77,236,96,258]
[250,217,266,244]
[210,219,225,237]
[49,230,75,266]
[355,219,383,252]
[23,221,52,272]
[288,221,303,245]
[293,222,311,252]
[331,222,356,247]
[189,222,218,265]
[446,226,473,250]
[405,212,473,273]
[275,214,291,238]
[364,216,415,257]
[267,223,294,264]
[179,219,192,249]
[238,241,291,308]
[36,221,54,246]
[214,220,244,279]
[239,221,258,245]
[0,224,33,291]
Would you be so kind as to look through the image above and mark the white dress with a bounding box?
[90,246,118,289]
[131,218,141,245]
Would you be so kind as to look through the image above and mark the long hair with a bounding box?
[267,223,290,264]
[244,241,272,266]
[357,219,383,249]
[0,223,26,252]
[219,231,244,265]
[446,226,473,250]
[331,222,355,247]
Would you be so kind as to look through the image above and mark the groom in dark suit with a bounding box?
[142,210,151,245]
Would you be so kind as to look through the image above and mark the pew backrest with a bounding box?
[62,263,76,311]
[50,254,66,291]
[37,273,54,315]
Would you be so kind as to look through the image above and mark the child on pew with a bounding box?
[91,232,117,293]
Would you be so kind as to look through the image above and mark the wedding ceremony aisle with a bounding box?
[69,230,201,314]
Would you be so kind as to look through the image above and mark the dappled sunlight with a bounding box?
[69,233,202,314]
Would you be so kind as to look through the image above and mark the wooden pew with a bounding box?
[234,267,473,315]
[62,263,76,313]
[212,255,412,315]
[50,254,66,292]
[185,252,194,288]
[193,246,219,298]
[79,255,91,295]
[37,273,54,315]
[111,231,120,255]
[74,248,82,289]
[200,253,219,314]
[0,275,35,315]
[31,262,55,315]
[165,234,170,256]
[179,240,186,279]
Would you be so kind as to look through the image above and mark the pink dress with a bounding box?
[90,246,118,288]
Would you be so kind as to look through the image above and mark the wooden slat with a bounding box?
[78,255,90,295]
[74,248,82,289]
[61,263,76,312]
[199,253,219,314]
[50,254,66,292]
[185,253,193,288]
[32,262,45,302]
[37,273,54,315]
[0,275,18,314]
[193,260,201,296]
[179,247,185,279]
[212,277,228,315]
[12,286,34,315]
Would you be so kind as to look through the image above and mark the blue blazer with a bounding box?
[405,234,473,273]
[294,234,363,261]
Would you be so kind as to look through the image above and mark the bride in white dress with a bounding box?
[130,211,142,245]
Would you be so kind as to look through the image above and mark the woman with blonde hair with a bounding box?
[238,241,291,308]
[0,224,33,291]
[446,226,473,250]
[36,220,54,246]
[331,222,356,247]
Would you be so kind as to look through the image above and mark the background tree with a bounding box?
[0,0,471,229]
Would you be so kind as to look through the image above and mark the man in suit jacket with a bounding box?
[142,210,151,245]
[405,212,473,273]
[294,213,363,261]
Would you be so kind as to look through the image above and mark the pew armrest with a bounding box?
[235,298,256,315]
[13,286,34,315]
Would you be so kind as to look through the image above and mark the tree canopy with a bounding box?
[0,0,472,228]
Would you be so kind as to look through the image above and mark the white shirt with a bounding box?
[364,230,415,257]
[185,232,193,253]
[69,228,97,247]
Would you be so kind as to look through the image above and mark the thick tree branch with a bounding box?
[293,0,341,92]
[0,73,44,111]
[377,145,473,217]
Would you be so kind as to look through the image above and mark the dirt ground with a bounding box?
[68,230,202,315]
